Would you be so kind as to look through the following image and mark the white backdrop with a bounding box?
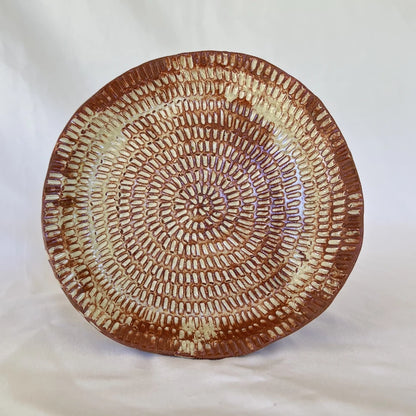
[1,1,415,414]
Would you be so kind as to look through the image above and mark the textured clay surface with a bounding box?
[42,51,363,358]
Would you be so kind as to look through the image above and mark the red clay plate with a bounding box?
[42,51,363,358]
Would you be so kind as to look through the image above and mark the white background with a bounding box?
[1,1,415,414]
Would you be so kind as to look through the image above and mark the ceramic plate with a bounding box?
[42,51,363,358]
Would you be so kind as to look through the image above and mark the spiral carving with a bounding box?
[42,52,363,358]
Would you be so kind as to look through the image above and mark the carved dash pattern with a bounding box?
[42,52,363,358]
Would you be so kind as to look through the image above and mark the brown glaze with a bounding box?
[42,51,363,359]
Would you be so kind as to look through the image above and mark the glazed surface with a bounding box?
[42,51,363,358]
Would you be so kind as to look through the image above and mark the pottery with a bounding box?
[42,51,363,358]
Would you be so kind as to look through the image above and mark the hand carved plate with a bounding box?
[42,51,363,358]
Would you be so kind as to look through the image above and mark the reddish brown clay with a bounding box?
[42,51,363,358]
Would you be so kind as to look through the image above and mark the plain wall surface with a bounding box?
[1,1,415,415]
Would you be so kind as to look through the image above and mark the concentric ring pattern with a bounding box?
[42,51,363,358]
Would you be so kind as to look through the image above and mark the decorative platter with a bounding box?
[42,51,363,358]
